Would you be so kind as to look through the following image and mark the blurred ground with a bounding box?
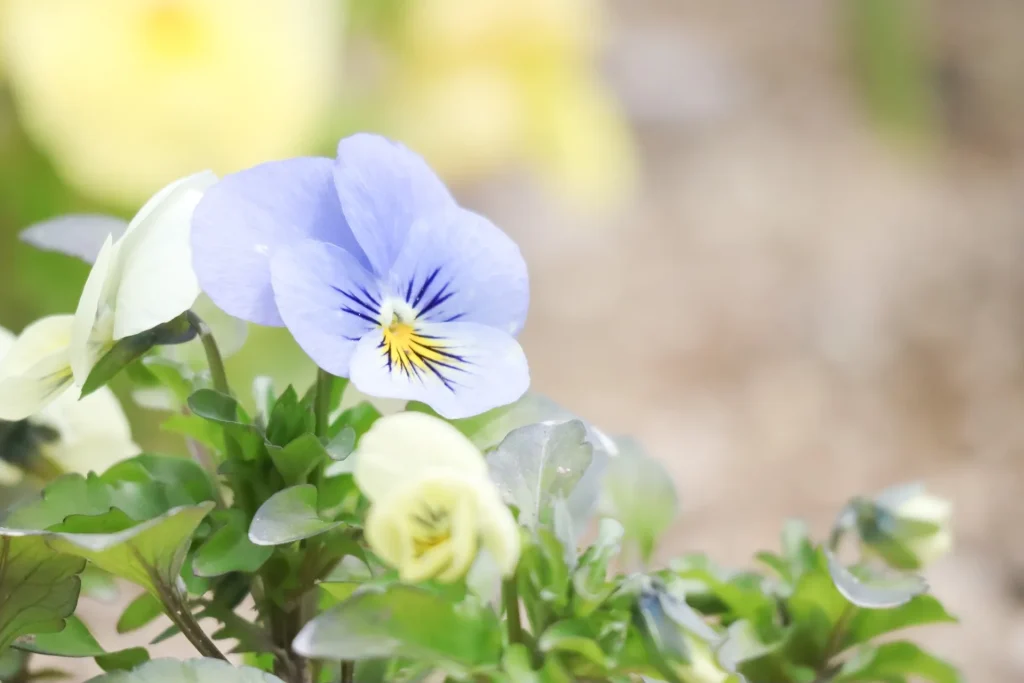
[31,0,1024,680]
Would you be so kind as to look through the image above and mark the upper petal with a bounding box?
[191,157,366,326]
[333,133,456,276]
[386,207,528,335]
[0,315,75,420]
[113,171,216,339]
[354,412,486,502]
[348,321,530,419]
[71,234,116,383]
[270,239,379,377]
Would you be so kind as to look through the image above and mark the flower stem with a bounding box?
[188,311,231,396]
[159,584,227,661]
[314,369,333,440]
[341,661,355,683]
[502,577,524,646]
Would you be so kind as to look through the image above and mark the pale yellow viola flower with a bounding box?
[0,325,138,483]
[355,412,520,584]
[1,0,342,206]
[381,0,636,209]
[880,489,953,568]
[0,172,214,420]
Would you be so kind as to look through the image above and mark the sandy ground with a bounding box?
[42,1,1024,680]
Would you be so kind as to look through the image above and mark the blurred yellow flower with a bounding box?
[1,0,342,206]
[379,0,636,209]
[355,412,520,584]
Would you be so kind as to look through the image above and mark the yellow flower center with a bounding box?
[379,309,466,387]
[141,3,208,60]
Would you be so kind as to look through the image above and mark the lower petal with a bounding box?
[0,316,76,420]
[348,321,529,420]
[270,239,380,377]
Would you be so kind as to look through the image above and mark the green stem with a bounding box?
[161,587,227,660]
[188,312,231,396]
[341,661,355,683]
[817,603,856,679]
[503,577,524,646]
[314,369,333,440]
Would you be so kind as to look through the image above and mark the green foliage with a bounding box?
[0,320,961,683]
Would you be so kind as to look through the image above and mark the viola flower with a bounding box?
[0,325,138,484]
[353,412,519,583]
[0,171,215,419]
[1,0,342,206]
[192,133,530,419]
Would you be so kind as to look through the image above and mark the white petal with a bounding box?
[112,171,216,339]
[0,316,75,420]
[71,234,117,383]
[0,326,15,354]
[476,488,521,577]
[354,412,486,501]
[896,493,952,525]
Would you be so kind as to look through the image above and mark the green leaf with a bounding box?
[826,551,926,608]
[266,386,313,447]
[13,615,150,672]
[117,592,164,633]
[835,642,962,683]
[249,485,341,546]
[47,503,215,598]
[293,584,503,672]
[5,474,115,530]
[81,314,194,397]
[780,519,818,579]
[267,433,328,486]
[187,389,265,459]
[487,421,594,530]
[325,427,356,461]
[573,519,623,617]
[100,454,218,508]
[83,657,285,682]
[328,401,380,440]
[716,620,794,683]
[0,532,85,650]
[410,393,574,451]
[842,595,957,651]
[192,510,273,577]
[538,620,612,669]
[602,438,678,562]
[141,356,194,405]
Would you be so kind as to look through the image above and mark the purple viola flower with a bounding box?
[191,134,529,419]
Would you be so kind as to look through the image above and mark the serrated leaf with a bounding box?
[293,585,502,671]
[100,454,217,509]
[13,615,150,672]
[82,315,196,397]
[835,642,961,683]
[267,433,328,486]
[47,503,215,598]
[249,485,341,546]
[488,421,594,530]
[826,551,926,608]
[0,532,85,650]
[117,593,164,634]
[84,657,285,683]
[192,510,272,576]
[601,438,678,562]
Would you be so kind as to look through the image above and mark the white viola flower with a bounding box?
[71,170,217,383]
[354,412,520,583]
[852,483,953,571]
[0,325,138,480]
[0,171,216,420]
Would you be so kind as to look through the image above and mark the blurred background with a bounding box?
[2,0,1023,679]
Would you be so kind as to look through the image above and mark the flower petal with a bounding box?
[36,385,138,475]
[386,207,528,335]
[476,490,521,577]
[333,133,455,275]
[19,214,128,265]
[354,412,485,502]
[192,157,367,326]
[113,171,216,339]
[270,239,379,377]
[349,322,529,419]
[71,234,116,384]
[0,315,75,420]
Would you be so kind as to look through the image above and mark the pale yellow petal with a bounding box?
[354,412,486,502]
[0,316,75,420]
[113,171,215,339]
[71,234,116,384]
[476,487,521,577]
